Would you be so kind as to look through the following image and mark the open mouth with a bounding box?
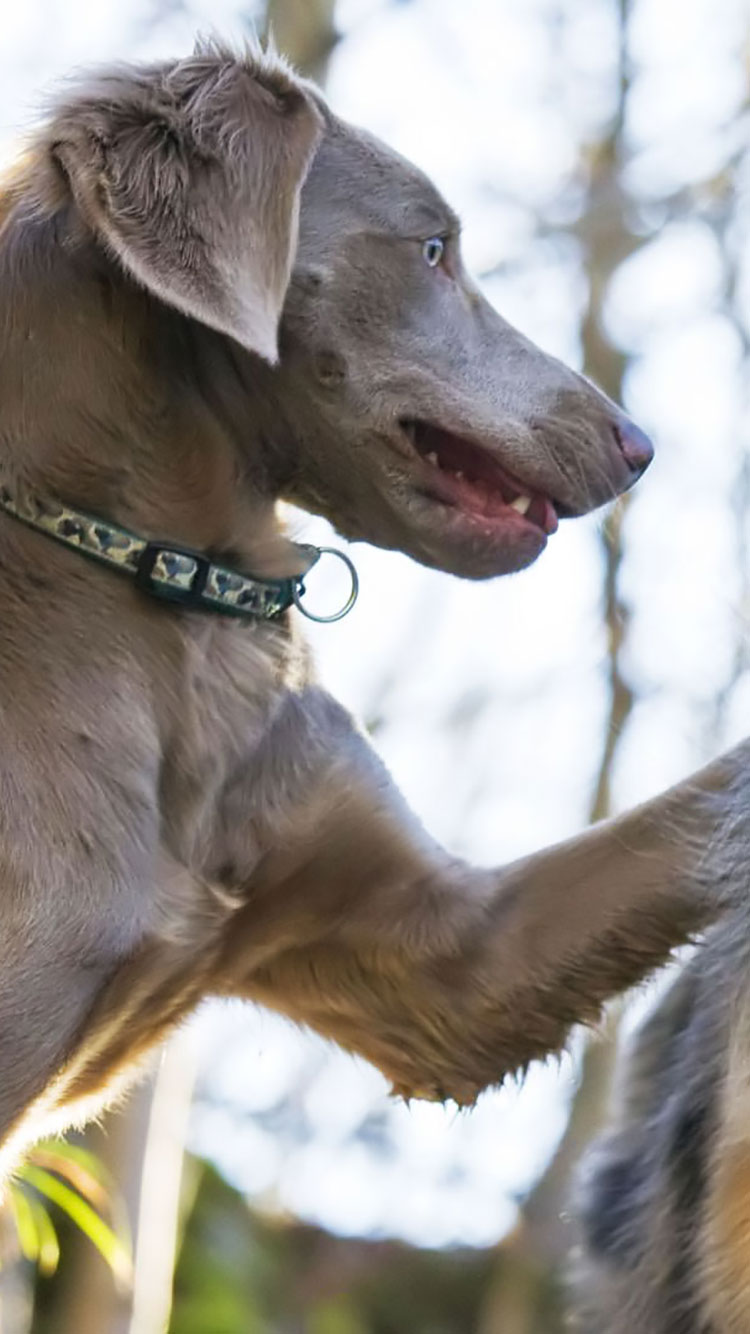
[400,420,559,536]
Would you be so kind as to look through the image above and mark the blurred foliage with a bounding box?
[0,1137,132,1334]
[169,1158,563,1334]
[5,1140,132,1288]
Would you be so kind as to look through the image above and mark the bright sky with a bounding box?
[2,0,748,1249]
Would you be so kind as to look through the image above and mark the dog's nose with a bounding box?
[613,417,654,479]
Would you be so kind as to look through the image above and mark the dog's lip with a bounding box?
[398,419,559,536]
[403,485,551,575]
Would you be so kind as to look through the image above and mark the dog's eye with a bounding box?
[422,236,445,268]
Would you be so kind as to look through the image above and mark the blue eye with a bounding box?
[422,236,445,268]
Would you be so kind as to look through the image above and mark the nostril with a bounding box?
[613,418,654,478]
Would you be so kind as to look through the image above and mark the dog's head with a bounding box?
[280,111,652,577]
[36,42,651,579]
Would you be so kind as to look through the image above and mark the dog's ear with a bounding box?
[49,45,323,362]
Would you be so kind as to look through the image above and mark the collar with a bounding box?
[0,483,358,624]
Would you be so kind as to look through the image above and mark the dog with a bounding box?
[0,39,748,1180]
[578,916,750,1332]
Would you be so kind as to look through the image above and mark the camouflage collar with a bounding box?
[0,484,358,623]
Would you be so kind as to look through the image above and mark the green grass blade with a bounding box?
[32,1140,115,1192]
[25,1194,60,1276]
[30,1140,132,1252]
[7,1185,41,1266]
[31,1148,112,1215]
[21,1165,132,1289]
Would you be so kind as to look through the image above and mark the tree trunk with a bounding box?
[264,0,338,84]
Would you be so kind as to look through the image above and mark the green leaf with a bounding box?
[30,1139,132,1253]
[7,1185,41,1265]
[25,1193,61,1277]
[32,1140,116,1193]
[21,1165,132,1290]
[32,1141,116,1195]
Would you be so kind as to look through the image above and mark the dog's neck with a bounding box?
[0,191,305,579]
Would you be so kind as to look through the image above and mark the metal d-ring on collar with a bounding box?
[292,545,359,623]
[0,483,359,625]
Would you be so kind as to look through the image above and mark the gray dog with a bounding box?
[0,41,747,1187]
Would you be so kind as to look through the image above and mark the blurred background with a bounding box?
[1,0,749,1329]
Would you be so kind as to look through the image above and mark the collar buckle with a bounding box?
[134,540,211,607]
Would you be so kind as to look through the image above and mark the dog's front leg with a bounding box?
[213,689,750,1102]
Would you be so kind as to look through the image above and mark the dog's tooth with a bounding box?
[454,471,464,481]
[425,451,439,466]
[509,494,532,515]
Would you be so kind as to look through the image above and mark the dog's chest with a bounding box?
[158,616,310,879]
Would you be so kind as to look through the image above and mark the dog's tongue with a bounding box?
[529,494,559,534]
[449,470,519,517]
[439,470,558,533]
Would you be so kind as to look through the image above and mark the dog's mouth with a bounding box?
[399,420,560,537]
